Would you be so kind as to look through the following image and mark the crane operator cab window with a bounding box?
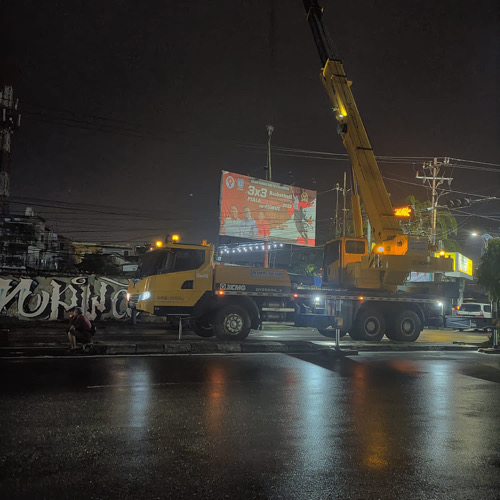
[343,238,367,267]
[345,239,366,255]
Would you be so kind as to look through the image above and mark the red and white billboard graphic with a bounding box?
[219,171,316,246]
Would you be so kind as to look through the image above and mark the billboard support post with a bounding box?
[264,124,274,268]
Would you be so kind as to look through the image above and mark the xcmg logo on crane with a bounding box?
[219,283,246,291]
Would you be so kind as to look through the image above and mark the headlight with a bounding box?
[140,291,151,301]
[126,293,131,301]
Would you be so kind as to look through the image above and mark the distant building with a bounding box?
[0,209,143,275]
[72,241,132,262]
[72,241,136,271]
[0,208,77,272]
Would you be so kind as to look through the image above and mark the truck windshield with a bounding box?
[136,248,206,278]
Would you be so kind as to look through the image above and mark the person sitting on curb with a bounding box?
[67,307,93,350]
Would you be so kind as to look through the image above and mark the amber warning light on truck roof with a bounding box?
[393,206,413,218]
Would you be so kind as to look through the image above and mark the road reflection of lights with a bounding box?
[350,363,390,470]
[294,362,337,469]
[206,364,227,434]
[108,363,151,437]
[387,360,420,374]
[420,362,455,469]
[128,370,151,430]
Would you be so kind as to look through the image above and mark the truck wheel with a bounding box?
[214,305,251,341]
[347,330,362,340]
[388,310,421,342]
[354,308,386,341]
[189,319,215,338]
[317,327,347,339]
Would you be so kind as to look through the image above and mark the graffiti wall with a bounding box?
[0,275,130,321]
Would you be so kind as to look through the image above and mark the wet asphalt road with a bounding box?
[1,351,499,499]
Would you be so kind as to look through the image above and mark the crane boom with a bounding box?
[303,0,452,290]
[303,0,402,243]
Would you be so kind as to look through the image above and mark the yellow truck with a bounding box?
[127,240,453,342]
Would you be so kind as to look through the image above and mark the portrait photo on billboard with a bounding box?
[219,171,316,246]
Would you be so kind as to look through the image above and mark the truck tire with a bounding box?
[347,329,362,341]
[387,310,421,342]
[189,319,215,338]
[214,305,251,341]
[317,327,347,339]
[354,308,386,342]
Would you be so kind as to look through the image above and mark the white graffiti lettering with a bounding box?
[0,275,131,321]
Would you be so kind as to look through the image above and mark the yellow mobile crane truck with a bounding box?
[127,1,453,342]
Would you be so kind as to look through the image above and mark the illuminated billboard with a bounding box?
[219,171,316,246]
[434,252,474,279]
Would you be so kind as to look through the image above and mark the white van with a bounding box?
[456,302,492,319]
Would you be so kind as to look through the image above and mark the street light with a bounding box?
[266,124,274,181]
[471,232,493,255]
[437,301,444,328]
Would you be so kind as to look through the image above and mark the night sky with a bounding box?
[2,0,499,258]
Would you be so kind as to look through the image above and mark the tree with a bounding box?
[338,195,459,251]
[77,253,121,275]
[476,239,500,301]
[403,195,460,251]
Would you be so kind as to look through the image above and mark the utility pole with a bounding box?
[430,158,438,246]
[416,157,453,247]
[264,124,274,268]
[333,178,349,238]
[334,182,340,237]
[342,171,347,237]
[0,85,21,215]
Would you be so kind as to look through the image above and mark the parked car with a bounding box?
[456,302,492,318]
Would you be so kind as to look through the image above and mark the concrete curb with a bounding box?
[338,343,480,352]
[0,340,489,357]
[477,347,500,354]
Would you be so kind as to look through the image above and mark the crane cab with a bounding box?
[323,237,367,286]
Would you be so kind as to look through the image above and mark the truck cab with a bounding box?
[128,242,214,317]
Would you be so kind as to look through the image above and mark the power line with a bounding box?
[21,101,140,127]
[241,144,500,171]
[448,157,500,168]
